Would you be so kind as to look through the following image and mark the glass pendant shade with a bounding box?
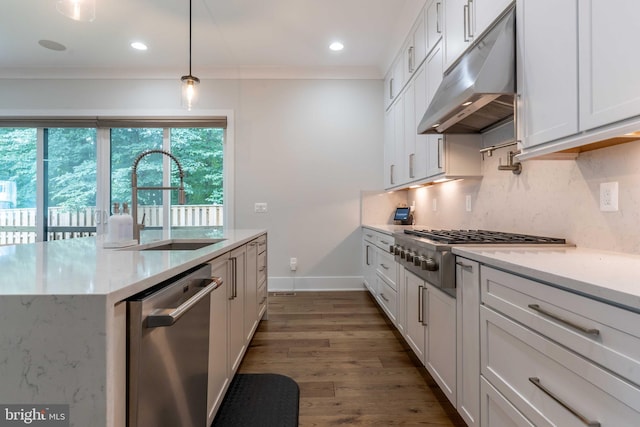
[56,0,96,22]
[181,75,200,111]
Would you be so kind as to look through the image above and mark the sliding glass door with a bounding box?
[0,120,226,245]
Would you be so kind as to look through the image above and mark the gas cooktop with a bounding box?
[403,229,566,245]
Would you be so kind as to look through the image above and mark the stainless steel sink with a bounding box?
[124,239,226,251]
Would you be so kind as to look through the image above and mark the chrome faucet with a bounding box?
[131,149,186,242]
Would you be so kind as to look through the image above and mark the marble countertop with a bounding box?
[0,228,266,302]
[362,224,422,234]
[453,246,640,312]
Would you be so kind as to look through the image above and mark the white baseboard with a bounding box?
[268,276,366,292]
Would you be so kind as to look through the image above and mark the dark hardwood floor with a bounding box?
[238,291,467,426]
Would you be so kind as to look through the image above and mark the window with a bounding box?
[0,117,228,245]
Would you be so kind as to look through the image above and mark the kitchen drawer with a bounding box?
[481,265,640,386]
[257,235,267,254]
[481,306,640,427]
[258,251,267,284]
[376,234,394,253]
[362,228,394,253]
[376,250,397,289]
[481,377,534,427]
[377,276,397,324]
[257,281,267,318]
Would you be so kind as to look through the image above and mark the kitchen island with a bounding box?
[0,228,266,427]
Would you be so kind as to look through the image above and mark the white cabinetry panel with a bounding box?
[578,0,640,131]
[481,306,640,427]
[516,0,578,147]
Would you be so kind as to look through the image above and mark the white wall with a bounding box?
[0,77,384,290]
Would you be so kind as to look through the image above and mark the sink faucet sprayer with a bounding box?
[131,149,186,242]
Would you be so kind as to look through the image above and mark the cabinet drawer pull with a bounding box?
[455,261,473,271]
[380,293,389,302]
[418,285,425,325]
[529,377,600,427]
[527,304,600,336]
[380,263,390,270]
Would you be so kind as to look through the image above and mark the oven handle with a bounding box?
[146,277,223,328]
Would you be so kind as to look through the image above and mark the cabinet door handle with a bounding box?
[456,261,473,271]
[437,138,443,168]
[366,245,371,266]
[409,153,415,178]
[390,78,394,99]
[529,378,600,427]
[436,2,442,34]
[463,4,470,42]
[467,0,474,38]
[390,164,395,185]
[380,292,389,302]
[418,285,424,324]
[408,46,415,73]
[527,304,600,336]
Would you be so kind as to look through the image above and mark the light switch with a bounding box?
[254,202,268,213]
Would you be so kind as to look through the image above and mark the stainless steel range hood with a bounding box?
[417,7,515,134]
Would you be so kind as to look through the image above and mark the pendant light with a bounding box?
[56,0,96,22]
[181,0,200,111]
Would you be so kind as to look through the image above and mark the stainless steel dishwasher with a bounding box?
[127,264,223,427]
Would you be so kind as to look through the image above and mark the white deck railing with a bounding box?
[0,205,224,245]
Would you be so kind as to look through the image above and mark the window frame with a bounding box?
[0,110,234,242]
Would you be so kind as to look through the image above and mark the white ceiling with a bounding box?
[0,0,426,79]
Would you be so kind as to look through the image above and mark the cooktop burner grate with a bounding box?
[404,229,566,245]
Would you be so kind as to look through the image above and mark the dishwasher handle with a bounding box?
[146,277,223,328]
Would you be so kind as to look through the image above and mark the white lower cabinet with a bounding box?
[480,377,534,427]
[245,239,259,342]
[207,254,230,426]
[228,244,246,375]
[402,269,457,406]
[480,264,640,427]
[207,234,268,424]
[377,275,398,325]
[481,306,640,426]
[404,270,426,363]
[456,258,480,427]
[425,285,456,406]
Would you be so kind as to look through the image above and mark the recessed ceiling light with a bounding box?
[38,39,67,51]
[131,42,148,51]
[329,41,344,51]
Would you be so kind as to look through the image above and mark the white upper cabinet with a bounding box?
[518,0,640,156]
[404,12,427,81]
[444,0,514,71]
[425,41,444,177]
[412,66,429,181]
[383,107,395,188]
[516,0,578,147]
[425,0,444,54]
[578,0,640,132]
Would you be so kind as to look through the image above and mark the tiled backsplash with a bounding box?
[364,139,640,254]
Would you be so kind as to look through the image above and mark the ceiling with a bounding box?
[0,0,425,79]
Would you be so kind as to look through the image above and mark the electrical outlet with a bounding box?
[289,257,297,271]
[600,182,619,212]
[465,195,472,212]
[254,202,268,213]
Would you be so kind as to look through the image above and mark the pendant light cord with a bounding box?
[189,0,192,76]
